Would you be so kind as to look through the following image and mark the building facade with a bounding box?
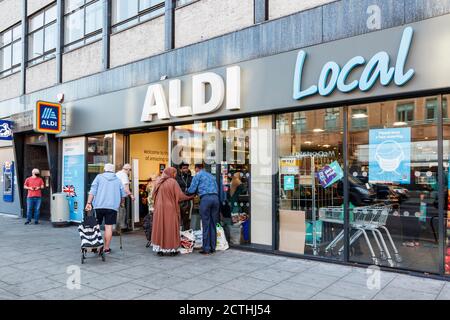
[2,0,450,279]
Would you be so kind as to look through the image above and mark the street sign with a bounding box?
[35,101,62,134]
[0,120,13,140]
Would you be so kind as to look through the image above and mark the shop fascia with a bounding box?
[293,27,415,100]
[141,66,241,122]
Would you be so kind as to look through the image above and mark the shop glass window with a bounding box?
[443,94,450,275]
[0,24,22,78]
[64,0,103,51]
[28,4,57,65]
[171,116,273,248]
[111,0,164,33]
[351,108,368,129]
[348,97,440,274]
[171,121,218,232]
[396,102,415,123]
[277,109,344,259]
[87,134,114,192]
[219,116,273,247]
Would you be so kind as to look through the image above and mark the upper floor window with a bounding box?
[0,24,22,78]
[426,98,448,120]
[351,107,368,129]
[324,107,340,130]
[396,102,415,123]
[64,0,103,51]
[293,111,306,133]
[176,0,196,6]
[112,0,164,33]
[28,4,57,65]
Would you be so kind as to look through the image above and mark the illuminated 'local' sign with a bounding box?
[293,27,415,100]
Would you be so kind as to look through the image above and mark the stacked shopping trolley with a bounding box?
[319,204,402,267]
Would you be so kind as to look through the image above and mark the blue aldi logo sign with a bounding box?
[35,101,62,134]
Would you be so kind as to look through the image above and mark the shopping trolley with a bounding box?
[319,205,402,267]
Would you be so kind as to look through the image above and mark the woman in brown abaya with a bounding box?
[151,167,193,256]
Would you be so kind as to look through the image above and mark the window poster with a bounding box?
[317,161,344,188]
[284,175,295,191]
[62,137,85,223]
[369,128,411,184]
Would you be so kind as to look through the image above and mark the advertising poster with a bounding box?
[284,176,295,191]
[369,128,411,184]
[317,161,344,188]
[62,137,85,222]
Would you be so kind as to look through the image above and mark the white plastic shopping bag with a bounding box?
[216,223,229,251]
[193,229,203,249]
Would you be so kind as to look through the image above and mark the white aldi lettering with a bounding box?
[141,66,241,122]
[293,27,415,100]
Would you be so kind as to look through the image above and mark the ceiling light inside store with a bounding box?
[352,113,368,119]
[305,141,312,145]
[323,144,331,148]
[393,122,407,126]
[313,128,325,133]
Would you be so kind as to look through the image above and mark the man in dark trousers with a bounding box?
[176,163,193,231]
[187,163,220,255]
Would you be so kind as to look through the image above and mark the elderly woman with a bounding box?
[151,167,193,256]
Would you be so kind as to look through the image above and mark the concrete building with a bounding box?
[2,0,450,279]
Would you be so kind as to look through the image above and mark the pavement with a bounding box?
[0,213,449,300]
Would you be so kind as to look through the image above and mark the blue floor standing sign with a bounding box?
[62,138,85,222]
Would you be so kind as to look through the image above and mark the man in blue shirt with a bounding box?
[85,163,127,254]
[187,163,220,254]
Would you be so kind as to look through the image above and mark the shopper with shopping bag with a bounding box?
[187,163,220,255]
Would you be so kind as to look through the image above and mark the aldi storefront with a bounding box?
[8,13,450,277]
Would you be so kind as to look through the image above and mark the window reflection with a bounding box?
[349,96,440,273]
[277,109,344,258]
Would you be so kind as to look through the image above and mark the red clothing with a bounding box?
[24,176,44,198]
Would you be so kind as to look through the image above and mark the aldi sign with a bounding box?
[35,101,62,134]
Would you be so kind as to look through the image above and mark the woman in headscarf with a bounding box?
[228,172,247,223]
[151,167,193,256]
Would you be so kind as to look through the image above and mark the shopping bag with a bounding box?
[231,212,240,225]
[193,229,203,249]
[216,223,229,251]
[229,224,241,245]
[179,229,195,254]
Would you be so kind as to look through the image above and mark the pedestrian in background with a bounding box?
[176,162,193,231]
[187,164,220,255]
[116,163,135,230]
[151,167,193,256]
[24,168,45,225]
[85,163,126,254]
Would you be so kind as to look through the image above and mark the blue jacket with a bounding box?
[89,172,126,211]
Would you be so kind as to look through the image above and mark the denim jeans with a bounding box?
[199,194,220,252]
[26,197,42,222]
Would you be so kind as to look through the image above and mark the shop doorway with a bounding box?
[129,130,169,224]
[22,136,51,220]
